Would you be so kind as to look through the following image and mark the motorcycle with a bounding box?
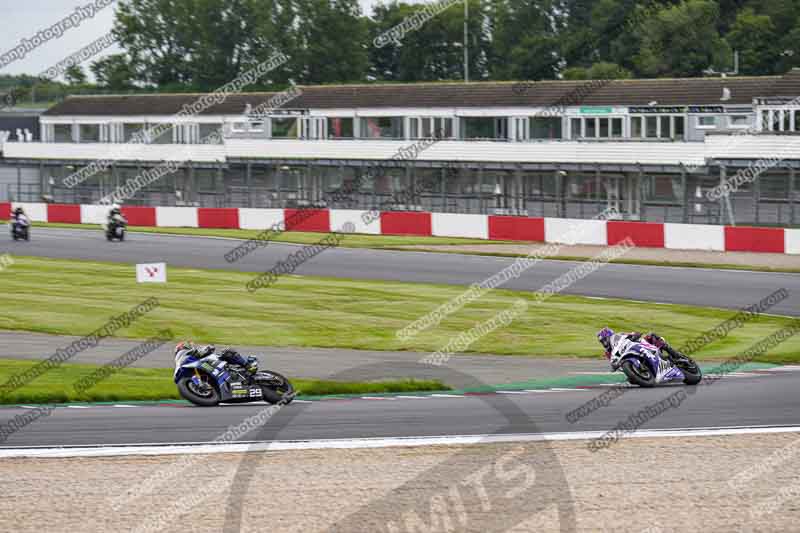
[174,348,295,407]
[608,334,702,387]
[105,215,127,241]
[10,215,30,241]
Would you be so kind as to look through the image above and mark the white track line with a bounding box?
[430,394,463,398]
[3,425,800,458]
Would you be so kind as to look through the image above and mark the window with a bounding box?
[631,116,643,138]
[433,117,453,138]
[54,124,73,142]
[698,116,717,128]
[729,115,749,128]
[571,118,582,138]
[761,110,771,130]
[79,124,100,143]
[673,116,685,139]
[461,117,506,139]
[199,123,223,143]
[611,118,623,138]
[783,110,792,131]
[530,117,562,139]
[328,117,354,139]
[795,111,800,132]
[148,123,174,144]
[645,116,658,138]
[659,117,670,139]
[599,118,609,138]
[232,122,249,132]
[250,121,265,133]
[124,123,146,143]
[360,117,403,139]
[409,117,452,139]
[271,117,298,138]
[585,118,597,138]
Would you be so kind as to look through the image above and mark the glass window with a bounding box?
[409,118,419,139]
[674,116,685,138]
[795,111,800,132]
[531,117,562,139]
[761,110,771,130]
[250,121,265,133]
[327,117,353,138]
[434,117,453,138]
[571,118,582,138]
[271,117,298,138]
[421,118,432,138]
[199,123,222,143]
[148,123,174,144]
[783,110,791,131]
[585,118,597,138]
[729,115,749,127]
[698,116,717,128]
[660,117,670,138]
[54,124,73,142]
[599,118,609,138]
[124,123,146,143]
[646,116,658,138]
[462,117,499,139]
[79,124,100,143]
[611,118,623,138]
[631,116,642,138]
[360,117,404,138]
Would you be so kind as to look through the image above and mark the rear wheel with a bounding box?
[177,375,220,406]
[622,359,656,388]
[259,370,295,405]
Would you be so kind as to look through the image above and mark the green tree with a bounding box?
[90,54,137,90]
[726,8,780,75]
[632,0,731,77]
[64,65,88,85]
[489,0,562,80]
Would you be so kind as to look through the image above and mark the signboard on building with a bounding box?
[580,106,613,114]
[629,106,686,114]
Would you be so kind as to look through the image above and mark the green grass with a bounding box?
[32,221,515,248]
[0,256,797,363]
[0,358,448,404]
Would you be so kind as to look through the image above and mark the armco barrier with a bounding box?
[724,226,785,254]
[284,209,330,232]
[787,229,800,255]
[121,206,157,227]
[432,213,488,239]
[380,211,432,236]
[607,221,664,248]
[155,206,198,228]
[47,204,81,224]
[198,208,239,229]
[488,215,545,242]
[11,201,798,255]
[664,223,725,251]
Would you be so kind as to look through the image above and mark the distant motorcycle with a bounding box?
[608,333,702,387]
[10,214,29,241]
[174,348,295,407]
[104,214,127,241]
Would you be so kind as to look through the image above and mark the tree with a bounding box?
[726,8,780,75]
[91,54,137,90]
[489,0,562,80]
[64,65,88,86]
[632,0,732,77]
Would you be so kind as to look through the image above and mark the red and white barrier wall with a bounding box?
[4,201,799,255]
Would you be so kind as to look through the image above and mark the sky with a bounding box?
[0,0,418,79]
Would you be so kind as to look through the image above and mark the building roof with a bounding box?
[43,70,800,117]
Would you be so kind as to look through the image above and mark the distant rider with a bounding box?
[175,341,259,375]
[10,206,27,223]
[596,327,683,362]
[106,204,127,227]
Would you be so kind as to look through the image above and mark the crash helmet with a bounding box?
[174,340,195,355]
[597,327,614,352]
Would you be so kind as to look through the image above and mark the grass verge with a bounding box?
[0,256,797,363]
[0,359,448,404]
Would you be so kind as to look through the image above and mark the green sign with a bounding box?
[580,106,613,114]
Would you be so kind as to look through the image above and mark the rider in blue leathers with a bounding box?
[176,341,258,374]
[596,327,682,362]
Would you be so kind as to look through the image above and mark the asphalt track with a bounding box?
[1,371,798,447]
[4,227,800,316]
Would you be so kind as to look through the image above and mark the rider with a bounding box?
[597,327,683,362]
[106,204,126,226]
[175,341,259,374]
[10,206,26,222]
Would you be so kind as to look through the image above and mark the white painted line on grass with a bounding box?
[430,394,463,398]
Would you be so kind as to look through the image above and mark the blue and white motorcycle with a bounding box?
[608,334,702,387]
[174,348,295,407]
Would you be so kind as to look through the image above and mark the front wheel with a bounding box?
[177,375,220,406]
[260,370,295,405]
[621,359,656,388]
[675,356,702,385]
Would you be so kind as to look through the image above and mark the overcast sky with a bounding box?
[0,0,421,79]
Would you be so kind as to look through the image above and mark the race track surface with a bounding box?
[4,227,799,315]
[1,371,798,447]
